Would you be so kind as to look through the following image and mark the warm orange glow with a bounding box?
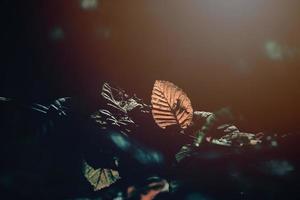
[41,0,300,133]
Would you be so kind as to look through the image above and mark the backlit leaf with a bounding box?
[151,80,193,129]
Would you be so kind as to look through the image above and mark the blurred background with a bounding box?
[1,0,300,133]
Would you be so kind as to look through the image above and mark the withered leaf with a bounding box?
[151,80,193,129]
[83,161,121,191]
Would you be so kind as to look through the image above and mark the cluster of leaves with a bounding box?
[1,80,294,200]
[85,80,267,197]
[150,80,263,147]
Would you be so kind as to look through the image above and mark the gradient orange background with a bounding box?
[3,0,300,133]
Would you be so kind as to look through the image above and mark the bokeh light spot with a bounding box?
[49,26,64,41]
[265,40,283,61]
[80,0,98,10]
[262,160,294,176]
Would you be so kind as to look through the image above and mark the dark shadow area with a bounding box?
[1,1,300,199]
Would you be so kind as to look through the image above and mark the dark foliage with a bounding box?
[1,83,300,199]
